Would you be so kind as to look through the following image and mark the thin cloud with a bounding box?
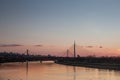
[86,46,93,48]
[99,46,103,48]
[0,44,23,47]
[34,45,43,47]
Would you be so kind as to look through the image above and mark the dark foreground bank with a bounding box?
[55,57,120,70]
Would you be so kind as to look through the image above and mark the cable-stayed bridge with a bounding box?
[24,41,99,58]
[0,41,102,63]
[20,41,96,62]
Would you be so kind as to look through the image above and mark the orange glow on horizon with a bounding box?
[0,45,120,57]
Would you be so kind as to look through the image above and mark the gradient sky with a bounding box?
[0,0,120,56]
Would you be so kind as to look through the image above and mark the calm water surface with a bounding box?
[0,61,120,80]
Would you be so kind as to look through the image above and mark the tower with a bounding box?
[67,49,69,57]
[27,49,29,56]
[74,41,76,58]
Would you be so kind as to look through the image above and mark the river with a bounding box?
[0,61,120,80]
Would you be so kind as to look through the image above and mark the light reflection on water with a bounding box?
[0,61,120,80]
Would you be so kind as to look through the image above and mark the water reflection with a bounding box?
[73,66,76,80]
[1,62,120,80]
[26,61,28,80]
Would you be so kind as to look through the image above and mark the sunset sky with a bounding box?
[0,0,120,56]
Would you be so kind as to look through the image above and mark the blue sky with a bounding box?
[0,0,120,55]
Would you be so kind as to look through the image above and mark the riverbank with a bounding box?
[56,61,120,70]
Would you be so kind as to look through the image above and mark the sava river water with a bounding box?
[0,61,120,80]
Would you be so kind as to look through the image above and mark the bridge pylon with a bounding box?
[74,41,76,58]
[67,49,69,57]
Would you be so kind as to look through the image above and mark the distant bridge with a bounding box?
[23,41,77,62]
[0,41,100,63]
